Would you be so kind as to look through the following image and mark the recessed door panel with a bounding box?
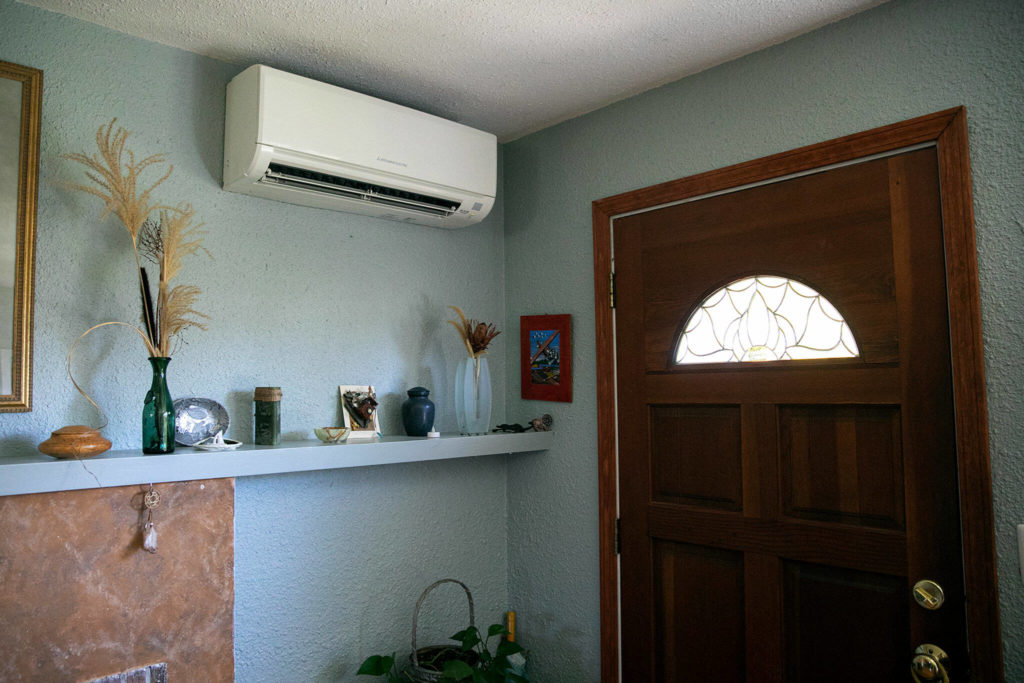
[780,405,904,529]
[783,561,910,683]
[653,540,745,682]
[649,404,742,510]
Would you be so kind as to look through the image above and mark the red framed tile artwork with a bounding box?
[520,314,572,402]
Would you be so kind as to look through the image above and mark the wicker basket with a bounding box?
[406,579,476,683]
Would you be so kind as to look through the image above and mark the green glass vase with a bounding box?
[142,356,175,454]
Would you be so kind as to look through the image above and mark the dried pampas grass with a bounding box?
[62,119,172,245]
[139,207,211,356]
[64,119,210,358]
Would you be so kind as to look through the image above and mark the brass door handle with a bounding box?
[911,644,950,682]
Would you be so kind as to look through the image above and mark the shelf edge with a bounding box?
[0,431,553,497]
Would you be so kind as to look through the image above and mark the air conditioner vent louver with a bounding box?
[262,163,460,217]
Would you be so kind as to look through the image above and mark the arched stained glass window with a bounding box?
[674,276,859,365]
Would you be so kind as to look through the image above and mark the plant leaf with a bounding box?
[441,659,474,681]
[486,624,507,638]
[451,626,480,650]
[357,654,395,676]
[461,629,481,651]
[496,640,524,658]
[471,671,492,683]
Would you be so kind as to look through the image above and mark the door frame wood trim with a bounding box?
[591,107,1003,681]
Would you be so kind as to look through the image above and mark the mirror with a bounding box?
[0,60,41,412]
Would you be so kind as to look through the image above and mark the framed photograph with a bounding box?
[520,314,572,402]
[338,385,381,439]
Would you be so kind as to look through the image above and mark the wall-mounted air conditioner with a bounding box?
[223,65,496,229]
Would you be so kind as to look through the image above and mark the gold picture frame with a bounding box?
[0,60,41,412]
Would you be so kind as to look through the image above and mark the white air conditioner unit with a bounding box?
[223,65,496,229]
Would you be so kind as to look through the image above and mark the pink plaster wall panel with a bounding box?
[0,479,234,681]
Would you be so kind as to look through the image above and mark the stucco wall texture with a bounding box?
[0,0,509,680]
[503,0,1024,679]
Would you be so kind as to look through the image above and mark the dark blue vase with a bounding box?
[402,387,435,436]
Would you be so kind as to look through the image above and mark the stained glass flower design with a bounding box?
[674,276,859,364]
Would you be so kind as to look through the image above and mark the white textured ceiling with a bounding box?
[21,0,886,140]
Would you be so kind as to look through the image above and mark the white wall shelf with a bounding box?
[0,431,552,497]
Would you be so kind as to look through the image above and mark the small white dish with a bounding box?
[195,440,242,452]
[194,433,242,451]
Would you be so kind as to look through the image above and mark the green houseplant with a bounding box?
[358,579,527,683]
[357,622,527,682]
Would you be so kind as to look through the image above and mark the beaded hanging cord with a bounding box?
[142,484,160,553]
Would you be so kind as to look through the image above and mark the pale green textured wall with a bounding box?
[0,0,509,680]
[504,0,1024,679]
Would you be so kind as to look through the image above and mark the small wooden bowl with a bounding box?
[38,425,112,459]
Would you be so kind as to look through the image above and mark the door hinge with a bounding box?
[609,271,616,309]
[614,517,621,554]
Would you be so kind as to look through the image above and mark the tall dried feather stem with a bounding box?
[67,321,159,427]
[64,119,209,358]
[63,119,177,350]
[139,207,210,356]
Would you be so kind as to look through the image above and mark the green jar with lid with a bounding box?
[254,386,281,445]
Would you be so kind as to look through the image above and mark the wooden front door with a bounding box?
[609,140,982,681]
